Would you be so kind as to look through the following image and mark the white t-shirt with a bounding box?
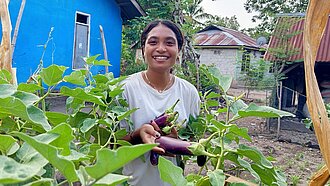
[120,71,200,186]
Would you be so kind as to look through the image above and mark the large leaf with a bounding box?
[237,144,273,169]
[207,169,225,186]
[46,111,69,126]
[85,54,101,65]
[0,97,51,131]
[228,125,251,142]
[94,173,129,186]
[0,134,17,155]
[85,144,155,179]
[60,86,106,106]
[13,132,78,182]
[0,156,41,184]
[238,103,295,118]
[206,66,232,93]
[0,84,16,98]
[17,83,42,93]
[12,91,39,106]
[64,70,87,86]
[80,118,98,133]
[48,123,74,156]
[23,178,53,186]
[40,65,67,86]
[237,157,260,182]
[0,116,18,133]
[158,156,187,186]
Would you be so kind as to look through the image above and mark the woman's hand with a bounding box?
[138,124,165,154]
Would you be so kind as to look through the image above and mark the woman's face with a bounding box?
[143,24,179,72]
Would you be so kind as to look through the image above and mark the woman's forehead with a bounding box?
[147,24,177,39]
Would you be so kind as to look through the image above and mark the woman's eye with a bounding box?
[148,41,157,45]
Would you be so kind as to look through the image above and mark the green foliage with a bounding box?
[158,67,294,185]
[244,0,308,34]
[0,56,155,185]
[205,15,240,30]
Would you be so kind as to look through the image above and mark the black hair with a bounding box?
[140,20,184,56]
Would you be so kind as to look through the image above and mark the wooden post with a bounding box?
[0,0,13,78]
[99,25,109,73]
[276,81,282,139]
[11,0,26,58]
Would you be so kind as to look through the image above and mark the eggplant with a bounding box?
[197,155,207,167]
[153,99,180,128]
[150,151,159,166]
[155,136,193,155]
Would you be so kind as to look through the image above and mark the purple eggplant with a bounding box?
[153,99,180,128]
[155,136,193,155]
[150,151,159,166]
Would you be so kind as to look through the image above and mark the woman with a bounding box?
[121,20,200,186]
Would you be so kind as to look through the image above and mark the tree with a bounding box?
[205,15,240,30]
[244,0,308,34]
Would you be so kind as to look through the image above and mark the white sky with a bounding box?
[200,0,259,29]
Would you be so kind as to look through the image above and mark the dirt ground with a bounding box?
[184,88,325,185]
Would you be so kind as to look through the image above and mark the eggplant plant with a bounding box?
[157,66,295,186]
[0,55,156,185]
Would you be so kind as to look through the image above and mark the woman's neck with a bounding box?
[143,69,173,93]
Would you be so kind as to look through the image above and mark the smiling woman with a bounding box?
[119,20,201,186]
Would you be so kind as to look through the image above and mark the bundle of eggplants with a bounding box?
[149,100,211,166]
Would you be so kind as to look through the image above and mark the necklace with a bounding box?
[144,71,173,93]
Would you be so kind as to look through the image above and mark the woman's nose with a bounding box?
[156,44,166,52]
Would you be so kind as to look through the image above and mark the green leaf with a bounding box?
[60,86,106,106]
[0,97,51,131]
[207,169,225,186]
[0,84,16,98]
[228,125,251,142]
[238,103,295,118]
[94,59,111,66]
[237,157,260,182]
[64,70,87,86]
[13,132,78,182]
[207,67,232,93]
[85,144,155,179]
[0,134,17,155]
[0,69,12,84]
[17,83,42,93]
[80,118,98,133]
[60,150,89,162]
[46,111,69,126]
[85,54,101,65]
[0,116,18,133]
[12,91,39,106]
[205,92,221,99]
[40,65,67,86]
[0,155,41,184]
[237,144,273,169]
[48,123,74,156]
[22,178,53,186]
[93,74,110,84]
[158,156,187,186]
[94,173,129,186]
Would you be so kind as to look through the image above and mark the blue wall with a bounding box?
[8,0,123,83]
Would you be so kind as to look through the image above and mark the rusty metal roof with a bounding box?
[194,25,263,49]
[264,15,330,62]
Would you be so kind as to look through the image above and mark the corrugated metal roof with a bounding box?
[115,0,145,22]
[194,25,263,49]
[264,15,330,62]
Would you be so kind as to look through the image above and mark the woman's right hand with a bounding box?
[138,124,165,154]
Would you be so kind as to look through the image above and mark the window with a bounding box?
[241,50,251,72]
[72,12,90,69]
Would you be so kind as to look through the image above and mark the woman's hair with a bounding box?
[140,20,184,55]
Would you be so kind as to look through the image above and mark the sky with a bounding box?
[200,0,259,29]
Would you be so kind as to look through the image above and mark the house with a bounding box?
[194,25,266,86]
[6,0,144,83]
[264,14,330,118]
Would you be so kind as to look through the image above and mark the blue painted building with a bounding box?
[7,0,144,83]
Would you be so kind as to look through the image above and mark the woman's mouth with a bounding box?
[153,56,169,61]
